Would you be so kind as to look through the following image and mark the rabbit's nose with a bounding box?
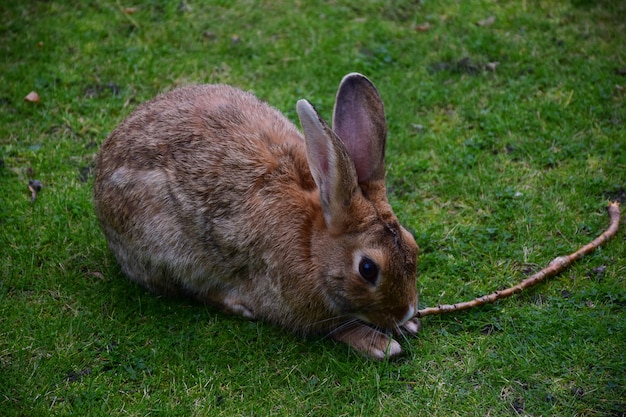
[399,304,416,326]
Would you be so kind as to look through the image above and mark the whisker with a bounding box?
[322,318,362,340]
[395,321,411,344]
[299,314,345,330]
[298,313,358,339]
[368,325,382,347]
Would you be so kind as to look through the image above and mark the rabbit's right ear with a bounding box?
[296,99,358,231]
[332,73,387,184]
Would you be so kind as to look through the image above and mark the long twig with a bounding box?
[416,202,621,318]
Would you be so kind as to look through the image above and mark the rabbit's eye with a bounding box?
[358,257,379,285]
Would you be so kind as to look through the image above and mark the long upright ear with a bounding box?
[296,99,358,231]
[332,73,387,183]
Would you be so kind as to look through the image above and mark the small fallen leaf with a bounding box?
[411,123,425,133]
[88,271,106,280]
[24,91,40,103]
[485,61,499,72]
[414,22,431,32]
[476,15,495,27]
[123,7,138,14]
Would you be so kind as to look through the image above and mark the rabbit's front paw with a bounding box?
[399,317,421,336]
[332,322,403,359]
[223,295,255,320]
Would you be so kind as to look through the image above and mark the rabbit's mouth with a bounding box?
[354,304,416,332]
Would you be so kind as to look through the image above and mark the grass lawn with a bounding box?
[1,0,625,415]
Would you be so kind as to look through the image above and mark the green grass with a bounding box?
[1,0,625,415]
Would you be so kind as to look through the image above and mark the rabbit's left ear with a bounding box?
[296,99,358,231]
[332,73,387,184]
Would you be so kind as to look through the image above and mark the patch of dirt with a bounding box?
[603,187,626,204]
[428,57,482,75]
[84,82,121,98]
[480,323,502,335]
[66,368,92,383]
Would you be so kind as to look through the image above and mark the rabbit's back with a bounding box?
[94,85,317,298]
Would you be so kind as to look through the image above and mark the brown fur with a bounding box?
[94,74,420,359]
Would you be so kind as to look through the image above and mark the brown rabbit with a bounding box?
[94,73,420,359]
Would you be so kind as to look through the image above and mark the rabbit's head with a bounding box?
[297,73,418,333]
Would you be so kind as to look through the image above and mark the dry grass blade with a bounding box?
[417,202,622,318]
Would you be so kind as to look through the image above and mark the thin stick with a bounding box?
[416,202,621,318]
[115,0,140,29]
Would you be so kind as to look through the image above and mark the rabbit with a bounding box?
[94,73,420,359]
